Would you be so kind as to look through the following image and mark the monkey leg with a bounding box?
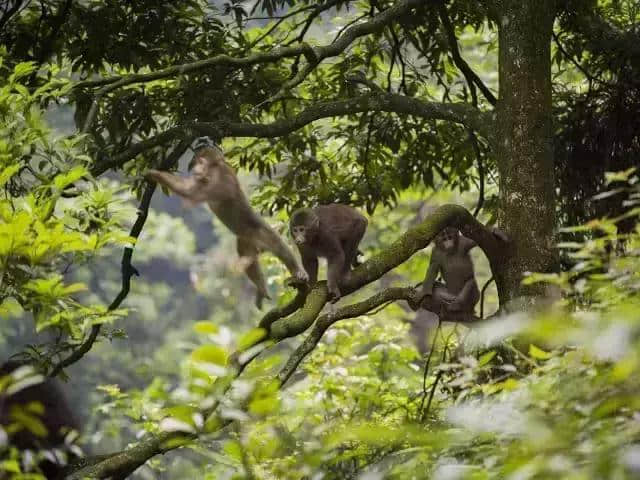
[421,283,456,314]
[237,237,270,307]
[255,225,307,282]
[341,218,367,275]
[446,278,480,313]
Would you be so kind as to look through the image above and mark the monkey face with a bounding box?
[291,225,308,245]
[436,227,459,252]
[290,213,320,245]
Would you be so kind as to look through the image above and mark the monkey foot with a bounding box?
[285,276,310,290]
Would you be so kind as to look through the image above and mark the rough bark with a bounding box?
[494,0,558,301]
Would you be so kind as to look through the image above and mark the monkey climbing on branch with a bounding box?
[146,145,308,308]
[289,204,367,302]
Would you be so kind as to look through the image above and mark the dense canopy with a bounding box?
[0,0,639,479]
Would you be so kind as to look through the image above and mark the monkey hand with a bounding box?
[144,169,161,182]
[327,285,341,303]
[285,271,310,290]
[294,269,310,283]
[490,226,510,243]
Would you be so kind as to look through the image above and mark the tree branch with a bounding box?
[267,204,509,342]
[437,0,497,106]
[76,0,426,131]
[92,93,491,176]
[48,140,191,377]
[65,431,191,480]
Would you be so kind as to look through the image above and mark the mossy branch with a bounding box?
[268,204,510,342]
[63,204,509,479]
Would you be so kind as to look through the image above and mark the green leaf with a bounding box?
[223,440,243,461]
[190,345,228,366]
[53,166,88,190]
[0,165,20,187]
[236,327,267,351]
[528,344,552,360]
[193,321,219,335]
[477,350,496,367]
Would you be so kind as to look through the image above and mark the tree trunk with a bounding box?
[494,0,558,302]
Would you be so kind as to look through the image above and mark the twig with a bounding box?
[418,319,442,414]
[470,130,485,217]
[437,0,497,106]
[48,140,191,377]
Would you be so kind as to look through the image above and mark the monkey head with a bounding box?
[290,208,320,245]
[435,227,460,252]
[190,146,225,177]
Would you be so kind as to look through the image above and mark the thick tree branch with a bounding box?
[268,204,509,342]
[65,431,191,480]
[92,93,491,176]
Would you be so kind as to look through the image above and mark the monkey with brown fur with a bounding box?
[420,226,481,314]
[146,145,308,307]
[289,204,367,302]
[410,225,509,354]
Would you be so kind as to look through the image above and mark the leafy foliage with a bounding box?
[0,59,130,367]
[0,1,639,479]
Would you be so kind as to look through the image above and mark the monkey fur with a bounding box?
[146,146,308,307]
[289,204,367,302]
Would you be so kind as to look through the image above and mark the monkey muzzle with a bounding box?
[293,234,306,244]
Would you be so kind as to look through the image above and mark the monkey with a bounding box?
[410,225,508,354]
[146,145,308,308]
[0,361,81,479]
[419,226,481,315]
[289,204,367,302]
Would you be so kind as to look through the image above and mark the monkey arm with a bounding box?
[146,170,206,202]
[448,277,480,312]
[460,235,478,252]
[420,252,441,296]
[300,249,319,284]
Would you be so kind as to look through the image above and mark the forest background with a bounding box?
[1,0,640,479]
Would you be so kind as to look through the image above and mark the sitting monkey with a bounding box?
[410,227,480,355]
[411,225,508,354]
[420,226,481,314]
[146,145,307,307]
[289,204,367,301]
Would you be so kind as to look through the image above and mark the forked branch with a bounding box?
[64,204,509,478]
